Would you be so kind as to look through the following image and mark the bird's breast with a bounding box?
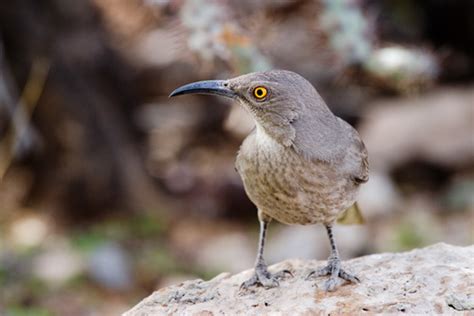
[236,129,357,225]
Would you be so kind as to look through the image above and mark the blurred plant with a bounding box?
[0,52,49,181]
[88,242,133,291]
[320,0,373,65]
[71,213,168,253]
[180,0,271,73]
[396,222,425,250]
[6,306,52,316]
[8,214,49,249]
[391,209,442,251]
[137,246,180,276]
[364,46,439,93]
[144,0,171,8]
[72,231,109,254]
[319,0,438,93]
[442,179,474,212]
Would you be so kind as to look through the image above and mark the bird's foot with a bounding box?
[306,256,359,291]
[240,264,292,290]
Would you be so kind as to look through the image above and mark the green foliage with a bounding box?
[71,213,167,253]
[229,46,272,74]
[144,247,179,275]
[443,180,474,212]
[6,306,53,316]
[321,0,373,64]
[0,263,6,287]
[395,222,425,250]
[129,213,167,239]
[71,230,107,253]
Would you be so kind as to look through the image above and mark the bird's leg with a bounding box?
[240,218,292,290]
[306,224,359,291]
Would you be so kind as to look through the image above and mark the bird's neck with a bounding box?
[255,123,284,149]
[254,108,348,162]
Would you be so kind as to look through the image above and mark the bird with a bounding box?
[170,70,369,292]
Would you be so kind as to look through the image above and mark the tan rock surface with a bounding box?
[124,243,474,315]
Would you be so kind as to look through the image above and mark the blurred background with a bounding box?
[0,0,473,314]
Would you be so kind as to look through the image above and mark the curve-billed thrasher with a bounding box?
[170,70,369,291]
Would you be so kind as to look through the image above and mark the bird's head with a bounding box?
[170,70,336,147]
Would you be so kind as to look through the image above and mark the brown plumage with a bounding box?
[170,70,369,291]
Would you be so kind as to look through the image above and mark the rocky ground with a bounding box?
[124,243,474,315]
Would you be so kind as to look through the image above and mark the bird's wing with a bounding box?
[337,118,369,185]
[351,134,369,184]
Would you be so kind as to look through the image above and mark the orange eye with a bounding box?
[253,86,268,100]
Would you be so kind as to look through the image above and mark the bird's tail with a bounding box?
[337,202,365,225]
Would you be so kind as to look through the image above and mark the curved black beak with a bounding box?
[169,80,236,99]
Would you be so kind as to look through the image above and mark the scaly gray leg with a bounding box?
[240,219,292,289]
[306,225,359,291]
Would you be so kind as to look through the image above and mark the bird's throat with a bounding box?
[255,124,283,149]
[253,116,296,148]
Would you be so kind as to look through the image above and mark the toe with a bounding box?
[260,277,279,288]
[256,270,280,288]
[239,280,252,290]
[240,269,285,290]
[305,271,315,281]
[339,269,360,283]
[323,277,339,292]
[239,275,258,290]
[307,261,359,291]
[274,269,293,279]
[306,266,330,280]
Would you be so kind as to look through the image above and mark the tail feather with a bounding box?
[337,202,365,225]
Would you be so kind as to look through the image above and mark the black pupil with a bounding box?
[256,89,263,96]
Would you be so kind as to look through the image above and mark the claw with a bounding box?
[306,270,315,281]
[274,269,293,278]
[306,260,359,292]
[339,269,360,283]
[240,266,293,290]
[306,266,330,280]
[239,274,259,291]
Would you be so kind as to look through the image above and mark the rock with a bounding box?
[360,87,474,171]
[123,243,474,315]
[446,293,474,311]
